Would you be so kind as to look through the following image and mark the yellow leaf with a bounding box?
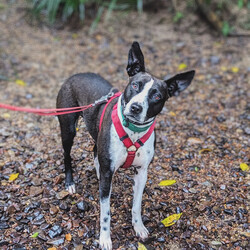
[240,163,249,171]
[48,248,57,250]
[2,113,10,119]
[221,66,227,72]
[15,79,27,86]
[76,127,79,131]
[161,213,182,227]
[169,111,176,117]
[231,67,239,73]
[65,233,72,241]
[9,173,19,181]
[138,242,147,250]
[199,148,212,155]
[178,63,187,71]
[72,33,78,39]
[159,180,176,186]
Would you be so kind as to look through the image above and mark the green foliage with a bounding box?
[30,0,90,24]
[237,0,244,9]
[28,0,143,26]
[173,11,183,23]
[221,21,231,36]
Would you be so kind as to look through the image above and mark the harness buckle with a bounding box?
[127,145,137,152]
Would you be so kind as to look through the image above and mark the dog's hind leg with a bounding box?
[132,166,149,239]
[58,113,79,194]
[93,145,100,180]
[99,167,113,250]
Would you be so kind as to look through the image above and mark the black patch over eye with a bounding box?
[153,93,161,101]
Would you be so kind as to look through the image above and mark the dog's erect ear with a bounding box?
[165,70,195,97]
[126,41,145,77]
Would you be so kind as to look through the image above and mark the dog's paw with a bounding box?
[65,182,76,194]
[99,235,112,250]
[134,224,149,240]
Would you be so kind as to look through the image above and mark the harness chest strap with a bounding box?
[111,103,156,168]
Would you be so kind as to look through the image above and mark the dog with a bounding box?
[56,41,195,249]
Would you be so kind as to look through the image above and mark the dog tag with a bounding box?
[127,145,137,152]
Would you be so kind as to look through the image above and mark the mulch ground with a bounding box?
[0,1,249,249]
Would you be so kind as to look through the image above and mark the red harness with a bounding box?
[99,92,156,169]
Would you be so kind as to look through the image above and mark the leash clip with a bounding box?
[93,88,116,106]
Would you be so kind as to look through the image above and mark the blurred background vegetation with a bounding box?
[26,0,250,36]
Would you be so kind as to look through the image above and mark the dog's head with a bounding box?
[122,41,195,125]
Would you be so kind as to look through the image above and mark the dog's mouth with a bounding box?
[124,114,142,125]
[123,113,154,126]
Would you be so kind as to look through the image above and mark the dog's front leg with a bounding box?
[99,168,113,250]
[132,166,149,239]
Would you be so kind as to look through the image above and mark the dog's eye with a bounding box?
[131,82,139,91]
[153,93,161,101]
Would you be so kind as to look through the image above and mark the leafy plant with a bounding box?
[28,0,144,26]
[221,21,231,36]
[173,11,183,23]
[29,0,90,24]
[237,0,244,9]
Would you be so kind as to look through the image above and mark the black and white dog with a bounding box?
[56,42,195,249]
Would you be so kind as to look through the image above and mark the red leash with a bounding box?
[0,103,94,116]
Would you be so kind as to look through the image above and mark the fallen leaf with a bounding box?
[187,137,203,144]
[221,66,227,71]
[240,163,249,171]
[65,233,72,241]
[196,74,205,81]
[178,63,187,70]
[159,180,176,186]
[72,33,78,39]
[15,79,27,86]
[2,113,10,119]
[48,248,57,250]
[138,242,147,250]
[30,232,39,238]
[240,231,250,237]
[231,67,239,73]
[161,213,182,227]
[169,111,176,116]
[9,173,19,182]
[199,148,212,155]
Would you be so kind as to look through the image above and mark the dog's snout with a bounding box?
[130,103,142,114]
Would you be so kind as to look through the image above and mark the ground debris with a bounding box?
[0,1,249,249]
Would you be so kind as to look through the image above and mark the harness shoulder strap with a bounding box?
[99,92,121,131]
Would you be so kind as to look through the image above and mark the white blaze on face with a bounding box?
[124,78,154,123]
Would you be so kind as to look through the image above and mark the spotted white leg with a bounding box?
[66,183,76,194]
[94,157,100,180]
[99,170,113,250]
[132,166,149,239]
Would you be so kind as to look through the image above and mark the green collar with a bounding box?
[120,105,154,133]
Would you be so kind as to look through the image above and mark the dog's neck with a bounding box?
[117,95,154,140]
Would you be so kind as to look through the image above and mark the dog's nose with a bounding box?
[130,103,142,114]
